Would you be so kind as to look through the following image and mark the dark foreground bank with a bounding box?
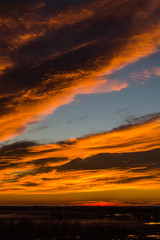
[0,206,160,240]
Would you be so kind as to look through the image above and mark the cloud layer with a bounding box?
[0,113,160,205]
[0,0,160,140]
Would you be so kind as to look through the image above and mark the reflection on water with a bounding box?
[146,235,160,239]
[0,206,160,239]
[127,234,160,240]
[127,235,137,239]
[145,222,160,225]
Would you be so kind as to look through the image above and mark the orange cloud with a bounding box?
[0,75,129,141]
[0,0,160,205]
[29,114,160,161]
[0,114,160,204]
[0,0,160,141]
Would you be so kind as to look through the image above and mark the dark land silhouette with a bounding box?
[0,206,160,239]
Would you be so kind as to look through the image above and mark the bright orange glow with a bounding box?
[78,201,128,206]
[0,117,160,205]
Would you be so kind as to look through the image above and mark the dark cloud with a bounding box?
[0,0,160,140]
[56,148,160,171]
[124,112,160,127]
[114,176,157,184]
[33,157,68,166]
[0,141,37,159]
[95,175,157,184]
[21,182,39,187]
[2,179,18,183]
[0,162,21,170]
[112,112,160,132]
[0,159,65,177]
[0,140,68,174]
[0,140,60,161]
[42,177,62,181]
[15,166,55,179]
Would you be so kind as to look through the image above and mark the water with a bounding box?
[0,206,160,239]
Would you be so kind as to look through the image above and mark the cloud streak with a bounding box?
[0,113,160,202]
[0,0,160,140]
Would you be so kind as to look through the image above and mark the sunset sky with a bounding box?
[0,0,160,206]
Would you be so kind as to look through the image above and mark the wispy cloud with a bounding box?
[129,66,160,83]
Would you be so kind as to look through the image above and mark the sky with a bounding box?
[0,0,160,206]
